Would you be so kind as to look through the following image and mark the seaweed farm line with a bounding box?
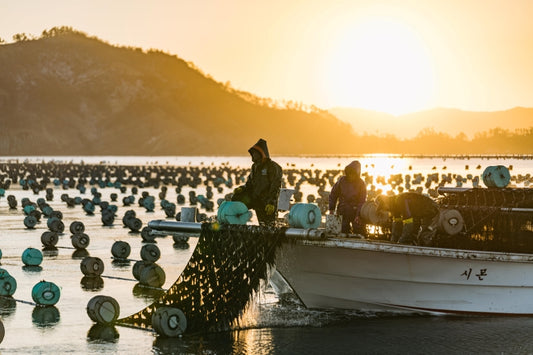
[0,155,531,354]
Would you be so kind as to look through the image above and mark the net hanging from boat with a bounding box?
[117,223,286,334]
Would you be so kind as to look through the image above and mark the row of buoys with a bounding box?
[0,268,60,306]
[122,210,143,232]
[86,294,187,337]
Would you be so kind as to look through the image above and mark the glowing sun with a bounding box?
[323,18,435,115]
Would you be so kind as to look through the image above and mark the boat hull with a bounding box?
[275,238,533,315]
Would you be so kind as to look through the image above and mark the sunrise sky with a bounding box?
[2,0,532,115]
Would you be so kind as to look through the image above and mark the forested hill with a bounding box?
[1,27,532,156]
[0,28,353,156]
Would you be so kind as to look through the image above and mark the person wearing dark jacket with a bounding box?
[376,192,440,246]
[329,160,367,234]
[232,139,283,225]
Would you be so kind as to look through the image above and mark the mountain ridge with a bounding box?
[1,28,532,155]
[329,106,533,139]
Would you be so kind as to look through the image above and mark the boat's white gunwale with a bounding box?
[292,237,533,263]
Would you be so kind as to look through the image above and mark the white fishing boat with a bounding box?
[274,236,533,315]
[148,180,533,316]
[274,182,533,315]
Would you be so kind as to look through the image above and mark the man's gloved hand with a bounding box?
[265,204,275,215]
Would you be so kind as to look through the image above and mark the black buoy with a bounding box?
[80,257,105,277]
[111,241,131,260]
[86,295,120,325]
[151,307,187,337]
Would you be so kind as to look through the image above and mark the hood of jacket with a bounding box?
[248,138,270,160]
[345,160,361,177]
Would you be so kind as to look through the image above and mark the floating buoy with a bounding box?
[31,281,61,306]
[482,165,511,188]
[69,221,85,234]
[80,257,105,276]
[101,210,115,226]
[47,217,65,233]
[152,307,187,337]
[41,231,59,247]
[111,241,131,259]
[87,295,120,325]
[439,209,465,236]
[22,248,43,266]
[217,201,251,225]
[132,260,151,281]
[126,217,143,232]
[141,227,156,243]
[140,244,161,263]
[0,274,17,296]
[71,233,90,249]
[139,264,165,288]
[288,203,321,228]
[23,215,38,229]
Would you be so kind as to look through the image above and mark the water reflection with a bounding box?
[111,259,131,268]
[72,249,89,259]
[32,306,60,328]
[80,276,104,291]
[132,283,166,302]
[0,296,17,318]
[22,265,43,273]
[87,324,120,342]
[42,247,59,258]
[173,242,190,250]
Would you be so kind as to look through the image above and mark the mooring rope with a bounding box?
[116,222,286,334]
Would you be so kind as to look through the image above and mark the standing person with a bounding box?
[232,138,283,225]
[376,192,440,246]
[329,160,367,235]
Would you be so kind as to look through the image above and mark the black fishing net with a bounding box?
[117,223,286,334]
[437,188,533,252]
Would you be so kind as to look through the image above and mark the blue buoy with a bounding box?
[217,201,251,225]
[482,165,511,188]
[31,281,61,306]
[0,273,17,296]
[288,203,322,228]
[22,248,43,266]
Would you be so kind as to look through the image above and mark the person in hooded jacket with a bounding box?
[375,192,439,246]
[329,160,367,234]
[232,139,283,225]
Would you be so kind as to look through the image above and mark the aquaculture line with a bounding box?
[117,222,286,334]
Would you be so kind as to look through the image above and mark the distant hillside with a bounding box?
[1,27,532,156]
[0,28,355,156]
[329,107,533,139]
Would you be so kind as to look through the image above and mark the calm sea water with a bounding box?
[0,155,532,355]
